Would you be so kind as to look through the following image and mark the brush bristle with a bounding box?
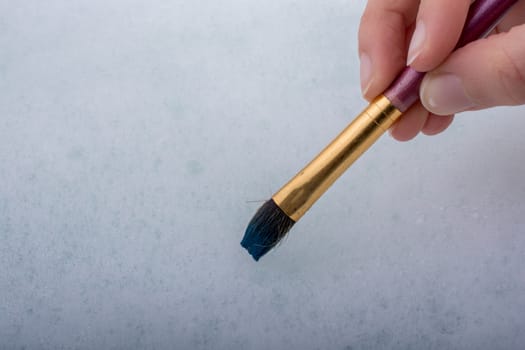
[241,199,295,261]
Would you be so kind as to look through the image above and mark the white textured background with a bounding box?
[2,0,525,349]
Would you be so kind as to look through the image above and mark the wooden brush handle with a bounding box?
[384,0,518,112]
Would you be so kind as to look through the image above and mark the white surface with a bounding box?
[2,1,525,349]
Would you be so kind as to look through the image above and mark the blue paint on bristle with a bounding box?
[240,225,272,261]
[241,199,295,261]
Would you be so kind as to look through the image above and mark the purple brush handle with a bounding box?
[384,0,518,112]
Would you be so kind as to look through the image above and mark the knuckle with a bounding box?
[498,46,525,105]
[494,30,525,105]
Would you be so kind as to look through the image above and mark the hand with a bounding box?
[358,0,525,141]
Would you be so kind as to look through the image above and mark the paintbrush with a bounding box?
[241,0,518,261]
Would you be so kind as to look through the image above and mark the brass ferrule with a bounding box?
[272,95,402,221]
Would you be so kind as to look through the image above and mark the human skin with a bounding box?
[358,0,525,141]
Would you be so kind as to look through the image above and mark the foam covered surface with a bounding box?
[2,1,525,349]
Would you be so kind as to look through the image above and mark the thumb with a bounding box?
[420,25,525,116]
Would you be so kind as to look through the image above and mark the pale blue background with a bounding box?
[2,1,525,349]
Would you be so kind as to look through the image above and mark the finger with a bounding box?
[494,0,525,33]
[407,0,471,71]
[420,25,525,115]
[421,114,454,136]
[389,102,428,141]
[358,0,418,100]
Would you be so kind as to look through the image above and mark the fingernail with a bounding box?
[421,74,475,115]
[407,20,426,65]
[360,53,372,96]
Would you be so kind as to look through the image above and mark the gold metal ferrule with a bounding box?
[272,95,402,221]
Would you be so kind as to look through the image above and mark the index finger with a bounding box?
[358,0,419,100]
